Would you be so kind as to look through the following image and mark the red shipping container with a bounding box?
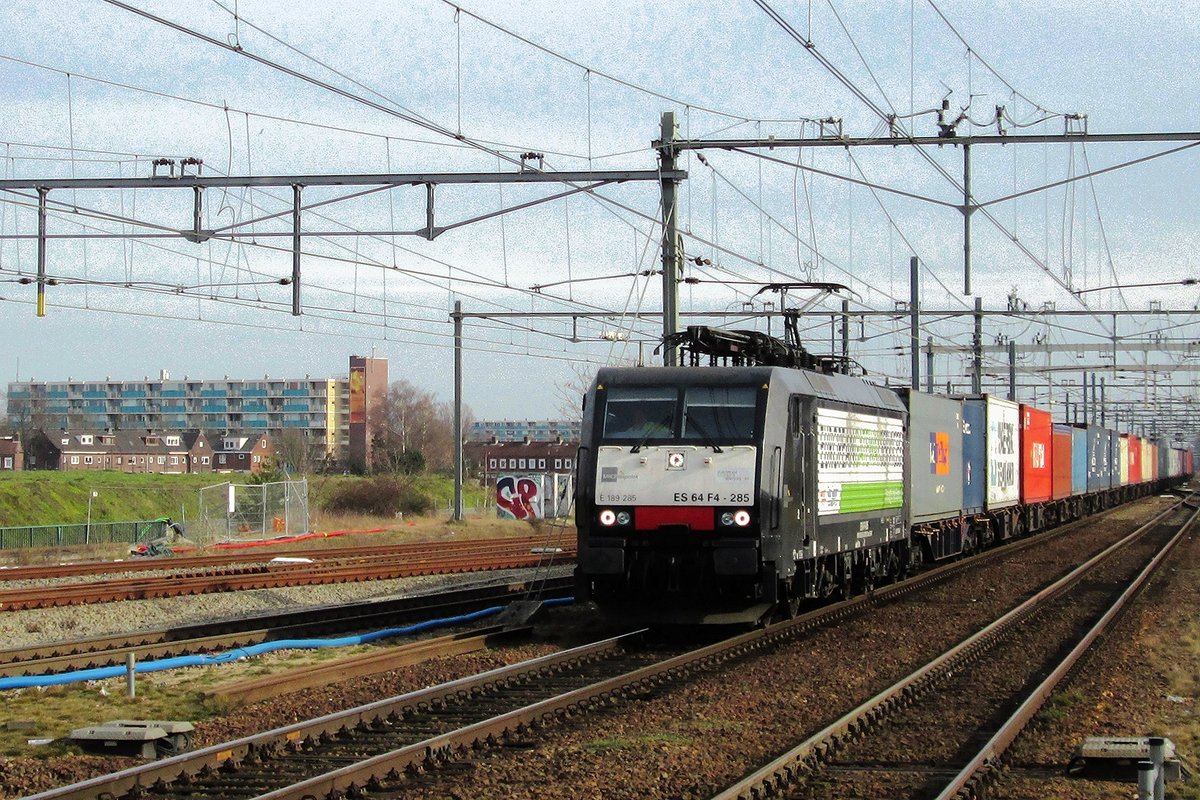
[1051,424,1073,500]
[1021,405,1053,504]
[1128,435,1141,484]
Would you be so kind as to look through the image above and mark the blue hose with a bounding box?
[1,597,573,691]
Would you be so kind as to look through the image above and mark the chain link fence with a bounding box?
[195,479,310,546]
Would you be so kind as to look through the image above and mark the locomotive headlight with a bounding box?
[599,509,617,526]
[733,509,751,527]
[720,511,734,526]
[616,511,631,525]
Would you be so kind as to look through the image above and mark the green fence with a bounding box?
[0,519,168,550]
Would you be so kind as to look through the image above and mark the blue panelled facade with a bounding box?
[4,359,388,468]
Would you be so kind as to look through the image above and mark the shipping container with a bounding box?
[897,391,965,524]
[1158,440,1170,481]
[1020,405,1053,504]
[1142,440,1153,482]
[1119,434,1130,486]
[969,396,1020,509]
[1086,426,1113,493]
[961,400,986,514]
[1051,424,1073,500]
[1071,426,1088,496]
[1129,435,1141,484]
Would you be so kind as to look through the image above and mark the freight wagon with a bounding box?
[575,327,1192,625]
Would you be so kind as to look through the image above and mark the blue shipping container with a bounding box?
[1071,426,1088,496]
[962,400,986,513]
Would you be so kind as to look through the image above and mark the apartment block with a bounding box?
[6,356,387,469]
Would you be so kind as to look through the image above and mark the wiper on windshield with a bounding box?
[685,411,724,453]
[629,414,672,453]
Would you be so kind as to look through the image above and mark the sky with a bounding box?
[2,0,1200,427]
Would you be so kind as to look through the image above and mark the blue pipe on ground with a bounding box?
[1,597,572,690]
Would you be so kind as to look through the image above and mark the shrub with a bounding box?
[321,476,435,517]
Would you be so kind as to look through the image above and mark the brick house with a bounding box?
[0,435,22,470]
[212,432,273,474]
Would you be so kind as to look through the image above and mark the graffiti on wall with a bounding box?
[496,475,542,520]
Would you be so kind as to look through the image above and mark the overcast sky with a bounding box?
[2,0,1199,420]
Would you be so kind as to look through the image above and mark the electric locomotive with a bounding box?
[575,326,910,625]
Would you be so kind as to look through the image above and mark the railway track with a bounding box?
[0,539,575,610]
[709,498,1198,800]
[0,575,575,678]
[0,534,573,582]
[27,499,1181,800]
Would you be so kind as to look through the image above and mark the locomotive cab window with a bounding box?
[683,386,757,441]
[602,386,677,439]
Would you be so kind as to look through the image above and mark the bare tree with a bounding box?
[275,428,315,475]
[372,380,472,474]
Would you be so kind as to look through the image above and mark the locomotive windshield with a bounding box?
[600,384,758,442]
[682,386,757,441]
[602,386,677,440]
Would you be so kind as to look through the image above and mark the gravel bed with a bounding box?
[0,496,1183,799]
[991,524,1200,800]
[0,564,574,651]
[802,520,1170,798]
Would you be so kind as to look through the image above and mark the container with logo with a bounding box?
[962,396,1020,511]
[896,391,964,525]
[1021,405,1053,504]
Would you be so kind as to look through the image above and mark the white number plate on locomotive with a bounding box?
[595,445,757,505]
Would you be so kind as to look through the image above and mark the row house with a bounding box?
[465,439,578,480]
[24,430,272,474]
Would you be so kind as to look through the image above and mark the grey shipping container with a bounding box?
[897,391,965,525]
[1086,425,1113,492]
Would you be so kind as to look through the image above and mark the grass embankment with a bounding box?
[0,471,486,529]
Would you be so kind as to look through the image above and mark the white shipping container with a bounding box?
[1141,440,1152,482]
[1119,436,1130,486]
[985,397,1020,508]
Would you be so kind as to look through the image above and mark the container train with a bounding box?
[574,326,1193,625]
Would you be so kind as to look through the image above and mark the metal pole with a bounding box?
[453,300,464,522]
[910,256,920,390]
[126,652,136,699]
[659,112,680,366]
[926,336,934,393]
[36,187,48,317]
[291,184,302,316]
[972,297,983,393]
[1008,340,1017,401]
[963,142,973,295]
[840,299,850,373]
[1083,370,1090,425]
[86,491,94,544]
[1098,378,1104,426]
[1149,736,1165,800]
[1091,372,1099,426]
[1137,760,1155,800]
